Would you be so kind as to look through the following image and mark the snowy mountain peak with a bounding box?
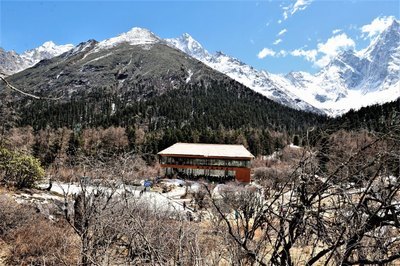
[375,18,399,44]
[387,18,400,32]
[0,41,74,75]
[166,34,322,113]
[384,17,399,33]
[360,18,400,59]
[97,27,160,50]
[123,27,160,42]
[64,39,98,57]
[165,34,210,61]
[26,41,74,56]
[41,41,56,48]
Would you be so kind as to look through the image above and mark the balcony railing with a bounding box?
[160,156,250,168]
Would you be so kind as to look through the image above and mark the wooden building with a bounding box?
[158,143,254,182]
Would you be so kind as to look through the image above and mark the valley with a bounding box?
[0,8,399,266]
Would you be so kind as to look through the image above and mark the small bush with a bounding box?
[0,147,44,188]
[253,167,291,189]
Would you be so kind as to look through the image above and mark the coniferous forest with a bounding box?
[5,78,330,160]
[0,28,399,265]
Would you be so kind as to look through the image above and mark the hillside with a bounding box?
[0,29,327,157]
[166,18,400,116]
[329,98,400,132]
[3,19,398,117]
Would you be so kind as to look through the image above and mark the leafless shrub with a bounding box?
[279,145,305,163]
[3,126,34,153]
[5,219,78,265]
[0,194,78,265]
[208,125,400,265]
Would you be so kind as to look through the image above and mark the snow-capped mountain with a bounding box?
[165,35,322,113]
[1,27,158,75]
[4,27,232,102]
[0,49,27,76]
[166,19,399,116]
[284,18,400,116]
[165,33,211,61]
[0,41,74,75]
[2,20,398,116]
[0,28,163,77]
[96,27,160,51]
[21,41,74,66]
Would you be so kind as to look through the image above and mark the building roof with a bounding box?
[158,143,254,159]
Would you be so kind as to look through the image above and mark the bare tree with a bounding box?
[206,124,400,266]
[60,153,206,265]
[205,184,271,265]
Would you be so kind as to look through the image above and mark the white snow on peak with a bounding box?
[37,41,74,53]
[97,27,160,50]
[40,41,56,49]
[167,21,399,117]
[165,33,211,61]
[167,34,321,113]
[358,19,400,60]
[0,40,74,74]
[65,40,97,57]
[2,22,398,117]
[21,41,74,63]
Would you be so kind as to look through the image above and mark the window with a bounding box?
[161,156,251,168]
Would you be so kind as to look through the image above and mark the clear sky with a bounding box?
[1,0,399,74]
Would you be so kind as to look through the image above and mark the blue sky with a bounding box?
[1,0,399,73]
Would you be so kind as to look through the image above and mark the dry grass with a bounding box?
[0,189,79,265]
[6,219,78,266]
[0,239,11,266]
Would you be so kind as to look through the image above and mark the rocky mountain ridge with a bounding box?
[2,19,399,116]
[0,41,74,75]
[166,19,400,116]
[1,29,324,137]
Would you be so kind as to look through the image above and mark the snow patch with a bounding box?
[289,143,301,149]
[96,27,160,51]
[38,181,188,213]
[82,52,113,64]
[186,69,193,83]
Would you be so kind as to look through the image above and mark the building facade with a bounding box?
[158,143,254,182]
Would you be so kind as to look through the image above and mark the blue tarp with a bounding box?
[144,180,152,187]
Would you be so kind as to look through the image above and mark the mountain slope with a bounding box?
[165,35,322,114]
[4,34,222,101]
[1,28,325,135]
[3,19,397,117]
[166,19,399,116]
